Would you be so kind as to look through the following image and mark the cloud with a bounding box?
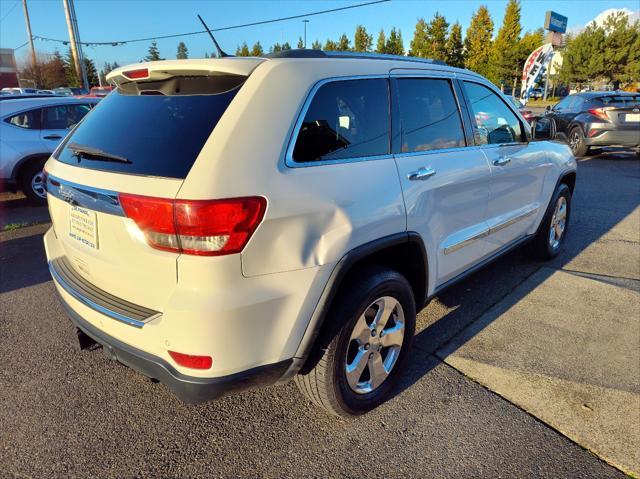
[566,8,640,35]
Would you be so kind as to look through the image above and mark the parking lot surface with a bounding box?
[1,149,637,478]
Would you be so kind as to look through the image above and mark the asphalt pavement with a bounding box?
[1,148,637,478]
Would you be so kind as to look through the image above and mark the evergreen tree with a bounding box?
[144,40,163,61]
[386,28,404,55]
[250,41,264,56]
[324,39,338,51]
[337,33,351,51]
[176,41,188,59]
[464,5,494,77]
[311,40,322,50]
[297,37,304,49]
[64,48,79,86]
[602,12,640,85]
[410,19,428,57]
[354,25,373,52]
[489,0,522,87]
[375,29,387,53]
[426,13,449,61]
[83,58,99,86]
[43,50,67,88]
[282,42,292,51]
[446,22,465,67]
[236,42,250,56]
[204,52,210,58]
[271,43,282,53]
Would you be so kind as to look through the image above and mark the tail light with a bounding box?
[122,68,149,80]
[588,107,612,121]
[168,350,212,369]
[119,194,266,256]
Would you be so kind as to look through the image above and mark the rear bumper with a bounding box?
[584,129,640,147]
[57,293,292,403]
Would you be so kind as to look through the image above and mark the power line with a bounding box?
[0,0,20,23]
[13,40,29,50]
[33,0,390,47]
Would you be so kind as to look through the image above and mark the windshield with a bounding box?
[55,80,243,179]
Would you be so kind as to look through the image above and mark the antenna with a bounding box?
[197,14,230,58]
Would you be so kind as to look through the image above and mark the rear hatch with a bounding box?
[588,94,640,126]
[45,59,264,311]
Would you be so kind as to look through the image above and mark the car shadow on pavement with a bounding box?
[0,192,50,230]
[389,151,640,401]
[0,225,51,293]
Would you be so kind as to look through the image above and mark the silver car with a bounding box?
[0,96,98,203]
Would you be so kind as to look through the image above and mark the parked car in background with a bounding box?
[0,96,98,202]
[37,89,56,95]
[508,97,535,123]
[53,87,89,96]
[43,52,575,417]
[1,87,39,95]
[544,92,640,156]
[88,86,113,97]
[529,88,544,100]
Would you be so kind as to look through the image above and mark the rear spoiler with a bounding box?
[106,58,266,86]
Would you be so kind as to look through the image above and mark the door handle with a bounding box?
[43,135,62,140]
[493,157,512,166]
[408,167,436,181]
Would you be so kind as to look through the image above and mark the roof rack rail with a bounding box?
[266,49,448,66]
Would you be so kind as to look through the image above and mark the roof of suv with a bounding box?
[0,96,99,116]
[107,50,482,85]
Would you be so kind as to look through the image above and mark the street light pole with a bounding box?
[303,19,309,48]
[21,0,36,67]
[62,0,88,90]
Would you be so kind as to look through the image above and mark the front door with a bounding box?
[391,75,492,288]
[461,80,550,250]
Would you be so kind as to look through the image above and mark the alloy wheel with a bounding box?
[31,171,47,199]
[549,196,567,249]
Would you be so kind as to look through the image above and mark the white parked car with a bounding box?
[43,52,576,416]
[0,96,98,202]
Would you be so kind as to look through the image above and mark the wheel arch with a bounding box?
[290,232,429,376]
[12,153,50,182]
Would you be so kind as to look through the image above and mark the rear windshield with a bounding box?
[593,95,640,107]
[56,77,243,179]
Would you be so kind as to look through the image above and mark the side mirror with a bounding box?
[532,117,555,141]
[545,105,552,112]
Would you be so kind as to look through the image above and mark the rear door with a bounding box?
[391,73,492,287]
[461,80,549,250]
[40,103,93,148]
[45,69,248,310]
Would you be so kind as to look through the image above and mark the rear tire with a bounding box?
[525,183,571,260]
[19,159,47,205]
[295,267,416,417]
[568,126,589,157]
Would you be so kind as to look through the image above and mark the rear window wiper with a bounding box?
[68,142,132,164]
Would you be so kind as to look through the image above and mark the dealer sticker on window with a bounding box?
[69,206,98,250]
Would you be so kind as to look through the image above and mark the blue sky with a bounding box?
[1,0,638,69]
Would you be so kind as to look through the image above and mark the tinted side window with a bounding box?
[464,81,523,145]
[4,108,41,129]
[42,104,91,130]
[292,79,390,163]
[554,96,571,110]
[396,78,466,153]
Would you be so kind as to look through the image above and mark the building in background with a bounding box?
[0,49,19,89]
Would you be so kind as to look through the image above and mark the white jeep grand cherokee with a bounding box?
[43,50,576,416]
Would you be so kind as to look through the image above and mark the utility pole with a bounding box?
[21,0,36,67]
[302,19,309,48]
[62,0,88,90]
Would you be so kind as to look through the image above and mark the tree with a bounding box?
[324,39,338,51]
[297,37,304,49]
[464,5,494,78]
[176,41,188,59]
[375,29,387,53]
[83,58,99,86]
[386,28,404,55]
[354,25,373,52]
[144,40,163,61]
[602,12,640,85]
[236,42,250,56]
[64,48,79,86]
[446,22,465,67]
[250,41,264,56]
[337,33,351,51]
[43,50,67,88]
[271,43,282,53]
[311,39,322,50]
[282,42,292,51]
[409,19,428,57]
[426,13,449,61]
[489,0,522,87]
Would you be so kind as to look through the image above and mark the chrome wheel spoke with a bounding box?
[350,312,372,345]
[345,349,368,390]
[373,297,399,333]
[380,323,404,348]
[368,352,388,390]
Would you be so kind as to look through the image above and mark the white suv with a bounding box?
[43,51,576,416]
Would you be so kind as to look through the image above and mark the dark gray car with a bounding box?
[544,92,640,156]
